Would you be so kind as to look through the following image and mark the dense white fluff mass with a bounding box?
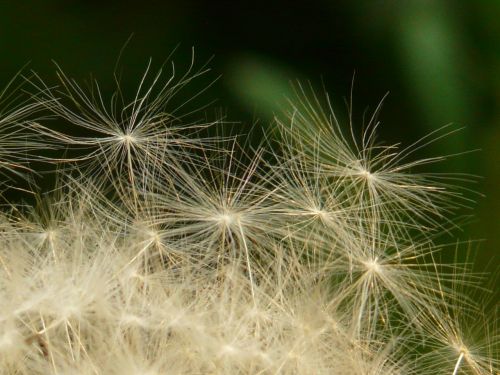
[0,61,497,374]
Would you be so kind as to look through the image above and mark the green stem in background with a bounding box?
[396,1,471,167]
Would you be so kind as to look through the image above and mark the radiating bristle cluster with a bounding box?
[0,60,497,374]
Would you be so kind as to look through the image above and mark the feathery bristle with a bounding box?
[0,60,497,374]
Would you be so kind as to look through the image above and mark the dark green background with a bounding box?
[0,1,498,272]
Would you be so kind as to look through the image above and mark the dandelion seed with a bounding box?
[29,53,221,190]
[0,71,50,186]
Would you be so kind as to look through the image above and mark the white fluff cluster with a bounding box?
[0,61,497,374]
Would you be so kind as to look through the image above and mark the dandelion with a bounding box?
[0,59,497,375]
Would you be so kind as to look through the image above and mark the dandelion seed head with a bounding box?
[144,227,161,243]
[0,61,496,375]
[41,229,56,242]
[308,206,328,220]
[119,133,136,145]
[358,167,375,181]
[213,209,240,228]
[363,257,382,274]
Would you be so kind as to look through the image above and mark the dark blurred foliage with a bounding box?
[0,1,498,271]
